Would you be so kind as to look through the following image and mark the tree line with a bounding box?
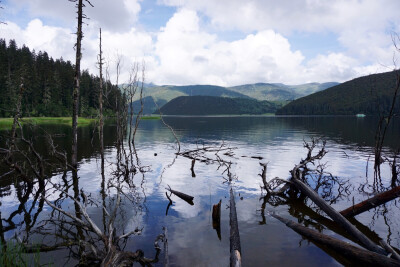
[0,38,122,117]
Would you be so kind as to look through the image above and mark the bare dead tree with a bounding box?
[98,28,104,165]
[258,138,400,261]
[70,0,93,169]
[373,34,400,178]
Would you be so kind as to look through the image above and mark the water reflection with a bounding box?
[0,116,399,266]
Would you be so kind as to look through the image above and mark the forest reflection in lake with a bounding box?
[0,116,399,266]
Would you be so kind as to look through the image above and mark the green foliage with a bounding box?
[0,240,42,267]
[157,96,280,115]
[0,39,121,118]
[0,117,96,130]
[277,70,400,115]
[141,116,161,120]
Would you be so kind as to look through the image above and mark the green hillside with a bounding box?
[130,96,166,115]
[157,96,279,115]
[228,82,338,101]
[276,70,400,115]
[132,82,338,108]
[133,84,249,103]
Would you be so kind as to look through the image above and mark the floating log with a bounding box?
[272,214,400,267]
[230,187,241,267]
[165,192,173,216]
[290,177,386,255]
[191,159,196,177]
[380,239,400,261]
[166,186,194,205]
[286,196,383,248]
[259,163,268,191]
[164,227,169,267]
[212,200,222,240]
[340,185,400,218]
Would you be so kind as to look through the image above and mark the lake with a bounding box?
[1,116,399,266]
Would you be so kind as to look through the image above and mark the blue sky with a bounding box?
[1,0,399,86]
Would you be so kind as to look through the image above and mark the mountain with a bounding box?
[132,82,338,110]
[131,84,251,114]
[133,84,250,102]
[130,96,166,115]
[276,70,400,115]
[228,82,339,102]
[157,96,279,115]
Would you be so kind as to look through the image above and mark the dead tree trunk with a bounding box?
[71,0,84,169]
[98,27,104,163]
[290,177,386,255]
[212,200,221,240]
[272,214,400,267]
[230,187,241,267]
[340,185,400,218]
[191,159,196,177]
[166,186,194,205]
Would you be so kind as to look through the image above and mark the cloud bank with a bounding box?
[1,0,398,86]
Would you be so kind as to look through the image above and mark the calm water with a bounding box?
[1,116,399,266]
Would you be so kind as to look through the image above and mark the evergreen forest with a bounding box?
[0,39,122,117]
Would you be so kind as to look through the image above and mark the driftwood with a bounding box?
[380,239,400,261]
[272,214,400,267]
[340,185,400,217]
[259,163,291,195]
[285,195,389,250]
[164,227,169,267]
[230,188,241,267]
[165,192,173,216]
[290,177,386,255]
[166,186,194,205]
[212,200,222,240]
[191,159,196,177]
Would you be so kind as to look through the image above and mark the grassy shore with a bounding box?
[141,115,161,120]
[0,117,96,130]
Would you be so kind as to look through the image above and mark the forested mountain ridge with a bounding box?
[132,82,338,114]
[228,82,339,102]
[157,96,279,115]
[132,84,250,104]
[276,70,400,115]
[0,39,121,117]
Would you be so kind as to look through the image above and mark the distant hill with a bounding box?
[130,96,166,115]
[276,71,400,115]
[228,82,339,102]
[132,85,251,114]
[157,96,279,115]
[133,84,249,101]
[131,82,338,111]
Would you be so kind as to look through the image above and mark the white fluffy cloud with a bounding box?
[152,8,306,85]
[158,0,399,81]
[150,9,391,85]
[161,0,400,35]
[1,0,399,85]
[10,0,142,31]
[1,19,76,61]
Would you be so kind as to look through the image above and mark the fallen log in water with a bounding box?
[166,185,194,205]
[272,214,400,267]
[191,159,196,177]
[230,187,241,267]
[212,199,222,240]
[164,227,169,267]
[340,185,400,218]
[290,177,386,255]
